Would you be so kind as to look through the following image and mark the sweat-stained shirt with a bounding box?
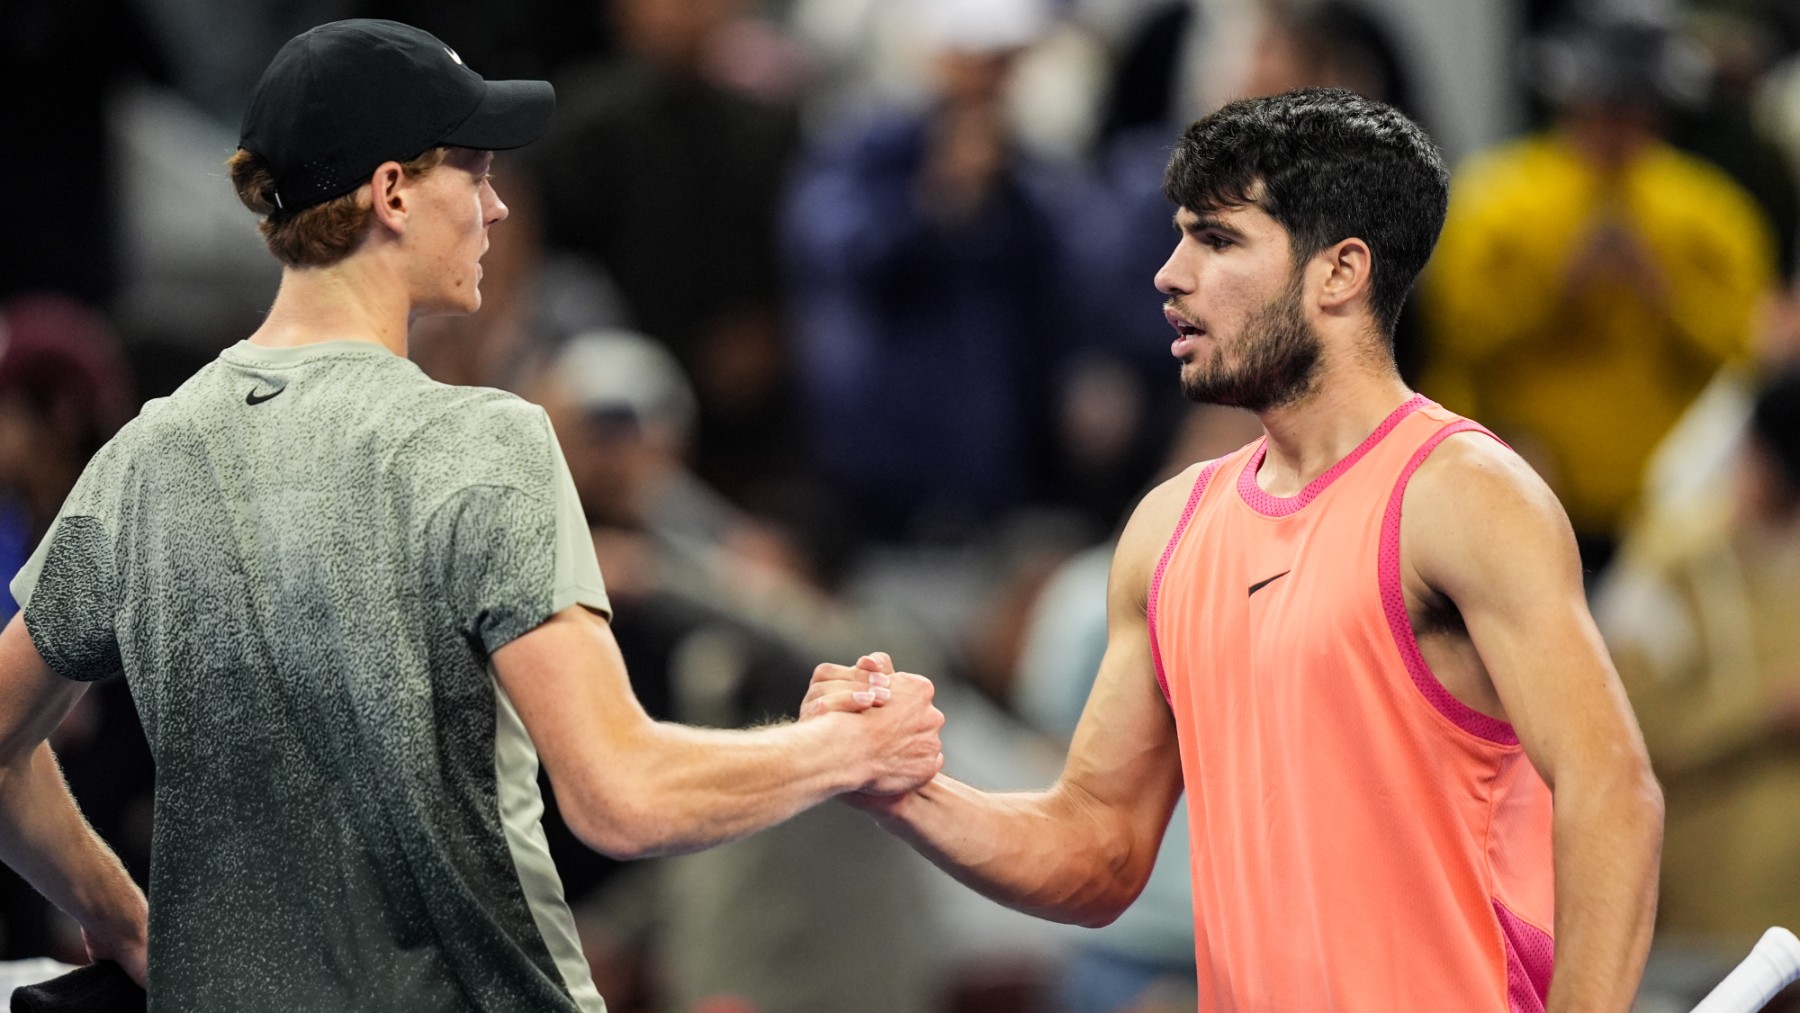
[13,339,611,1013]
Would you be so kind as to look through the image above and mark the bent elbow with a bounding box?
[1074,900,1131,929]
[559,782,664,861]
[1632,764,1665,838]
[1067,856,1155,929]
[1057,804,1158,928]
[575,823,656,863]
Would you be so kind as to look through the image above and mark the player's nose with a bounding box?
[1154,246,1192,296]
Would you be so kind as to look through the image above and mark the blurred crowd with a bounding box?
[4,0,1800,1010]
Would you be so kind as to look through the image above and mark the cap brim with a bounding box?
[441,79,555,151]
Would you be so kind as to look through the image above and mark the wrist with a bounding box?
[78,875,147,944]
[844,788,914,822]
[800,711,880,796]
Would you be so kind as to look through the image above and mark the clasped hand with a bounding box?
[800,652,944,797]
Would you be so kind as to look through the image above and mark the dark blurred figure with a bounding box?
[0,0,168,306]
[533,0,804,503]
[1091,1,1195,150]
[356,0,611,82]
[1599,369,1800,1012]
[1671,8,1798,277]
[0,297,135,620]
[1424,9,1778,574]
[1238,0,1417,118]
[783,1,1066,542]
[0,296,149,961]
[1521,3,1797,275]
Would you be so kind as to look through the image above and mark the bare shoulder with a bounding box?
[1403,430,1581,598]
[1120,463,1213,555]
[1407,431,1566,526]
[1113,461,1217,611]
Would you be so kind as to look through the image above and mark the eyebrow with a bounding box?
[1173,212,1247,239]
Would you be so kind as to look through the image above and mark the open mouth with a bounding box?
[1166,305,1209,359]
[1165,308,1205,358]
[1164,307,1203,338]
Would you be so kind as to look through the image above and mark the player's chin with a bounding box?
[448,284,482,315]
[417,291,482,320]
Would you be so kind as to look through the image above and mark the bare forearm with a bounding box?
[868,775,1148,927]
[568,715,869,859]
[1544,770,1664,1013]
[0,743,146,940]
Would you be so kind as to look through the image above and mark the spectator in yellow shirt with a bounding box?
[1423,14,1776,570]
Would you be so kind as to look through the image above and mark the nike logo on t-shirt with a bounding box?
[245,386,284,405]
[1248,570,1291,597]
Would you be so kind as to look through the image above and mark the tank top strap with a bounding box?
[1147,455,1229,704]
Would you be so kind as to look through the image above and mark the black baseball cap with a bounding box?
[238,19,555,216]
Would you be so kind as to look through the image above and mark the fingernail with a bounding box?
[872,686,891,703]
[853,691,875,704]
[868,672,891,688]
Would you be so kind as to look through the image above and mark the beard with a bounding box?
[1177,271,1322,412]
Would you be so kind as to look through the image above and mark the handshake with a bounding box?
[797,652,945,802]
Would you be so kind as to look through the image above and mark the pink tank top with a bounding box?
[1149,396,1555,1012]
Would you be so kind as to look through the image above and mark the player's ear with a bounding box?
[1314,237,1374,314]
[367,161,411,235]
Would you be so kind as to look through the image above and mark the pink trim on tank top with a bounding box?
[1378,420,1520,745]
[1148,460,1221,705]
[1237,394,1429,516]
[1493,897,1554,1012]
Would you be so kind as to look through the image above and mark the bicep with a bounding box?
[491,607,651,814]
[1057,484,1189,837]
[1408,440,1647,787]
[0,616,88,765]
[1058,599,1184,834]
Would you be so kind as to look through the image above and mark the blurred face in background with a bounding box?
[613,0,746,71]
[1156,204,1322,412]
[1243,20,1383,100]
[1560,100,1661,173]
[0,394,40,491]
[932,48,1018,106]
[1236,3,1403,106]
[0,298,131,524]
[1735,435,1800,529]
[540,378,688,531]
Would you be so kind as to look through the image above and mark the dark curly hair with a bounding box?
[1163,87,1448,336]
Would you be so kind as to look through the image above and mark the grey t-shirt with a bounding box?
[13,340,610,1013]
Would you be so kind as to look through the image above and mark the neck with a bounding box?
[248,255,412,357]
[1252,346,1412,497]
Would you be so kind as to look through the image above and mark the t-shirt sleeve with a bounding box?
[11,501,123,683]
[425,404,609,659]
[548,433,610,619]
